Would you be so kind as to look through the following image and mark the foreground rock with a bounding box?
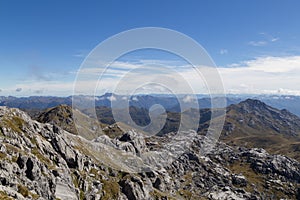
[0,106,299,199]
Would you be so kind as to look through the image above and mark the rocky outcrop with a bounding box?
[0,106,299,199]
[35,105,103,140]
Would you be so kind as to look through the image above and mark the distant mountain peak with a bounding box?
[233,98,299,120]
[36,104,103,140]
[102,92,114,97]
[48,104,72,113]
[237,98,268,111]
[241,98,266,105]
[217,98,300,160]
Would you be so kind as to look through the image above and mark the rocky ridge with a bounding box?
[0,106,299,199]
[215,99,300,162]
[35,105,104,140]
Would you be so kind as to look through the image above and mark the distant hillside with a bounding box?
[65,99,300,162]
[2,94,300,116]
[0,96,72,109]
[200,99,300,161]
[93,98,300,161]
[3,95,300,161]
[35,104,104,140]
[255,95,300,116]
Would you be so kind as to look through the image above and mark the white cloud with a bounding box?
[248,41,267,46]
[220,49,228,55]
[219,56,300,94]
[132,97,138,101]
[227,56,300,73]
[12,81,74,96]
[108,95,116,101]
[259,32,279,42]
[271,37,279,42]
[183,95,196,103]
[248,33,279,47]
[8,56,300,96]
[72,53,86,58]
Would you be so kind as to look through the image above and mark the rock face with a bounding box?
[0,106,299,199]
[36,104,75,133]
[35,105,103,140]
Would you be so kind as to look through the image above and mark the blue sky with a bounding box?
[1,0,300,96]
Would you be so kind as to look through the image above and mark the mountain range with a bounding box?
[2,94,300,116]
[30,99,300,162]
[0,98,300,199]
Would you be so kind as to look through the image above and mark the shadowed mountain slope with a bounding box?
[35,105,104,140]
[199,99,300,161]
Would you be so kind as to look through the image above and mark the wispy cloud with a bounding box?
[6,56,300,96]
[220,49,228,55]
[220,55,300,94]
[27,65,52,81]
[270,37,279,42]
[72,50,90,58]
[248,32,279,47]
[13,81,75,96]
[248,41,267,47]
[260,32,279,42]
[51,56,300,95]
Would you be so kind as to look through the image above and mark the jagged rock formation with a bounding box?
[0,106,299,199]
[35,105,104,140]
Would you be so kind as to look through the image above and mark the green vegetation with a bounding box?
[178,189,193,199]
[0,114,26,134]
[3,143,23,163]
[228,161,298,199]
[220,101,300,163]
[12,116,25,128]
[11,155,18,163]
[182,172,193,185]
[71,173,80,189]
[72,168,120,200]
[30,192,40,199]
[18,184,29,197]
[150,189,177,200]
[71,171,85,200]
[30,137,38,146]
[3,118,22,133]
[5,143,21,155]
[79,190,85,200]
[228,162,263,192]
[101,179,120,200]
[0,152,7,159]
[17,184,39,199]
[31,147,56,170]
[89,168,99,177]
[118,171,128,179]
[0,191,14,200]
